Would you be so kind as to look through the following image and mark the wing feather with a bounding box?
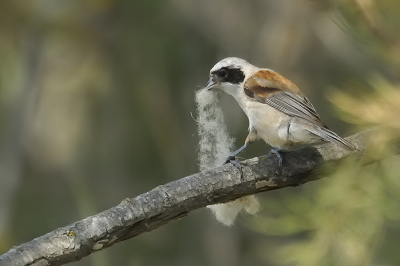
[264,92,322,124]
[244,72,355,150]
[300,121,356,150]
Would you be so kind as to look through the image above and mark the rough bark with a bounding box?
[0,128,386,266]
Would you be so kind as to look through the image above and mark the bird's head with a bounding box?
[205,57,259,95]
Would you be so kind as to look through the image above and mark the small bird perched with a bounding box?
[205,57,355,171]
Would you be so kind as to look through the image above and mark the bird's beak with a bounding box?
[205,75,219,90]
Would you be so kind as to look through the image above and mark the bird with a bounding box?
[205,57,355,172]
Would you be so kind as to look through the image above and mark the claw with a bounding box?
[223,155,234,165]
[222,142,253,179]
[224,156,244,179]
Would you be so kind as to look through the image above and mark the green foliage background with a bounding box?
[0,0,399,265]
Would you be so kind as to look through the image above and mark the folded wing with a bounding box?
[244,71,355,150]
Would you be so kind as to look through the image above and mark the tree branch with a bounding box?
[0,128,387,266]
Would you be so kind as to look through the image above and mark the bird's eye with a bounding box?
[217,68,228,78]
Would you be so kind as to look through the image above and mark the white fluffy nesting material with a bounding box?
[195,88,259,226]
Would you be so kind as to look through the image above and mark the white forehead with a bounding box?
[210,57,259,77]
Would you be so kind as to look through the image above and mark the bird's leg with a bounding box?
[224,142,252,163]
[270,148,284,175]
[224,142,253,177]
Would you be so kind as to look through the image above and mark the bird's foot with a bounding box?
[270,148,284,176]
[224,155,244,179]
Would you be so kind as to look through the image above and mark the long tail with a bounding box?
[303,122,356,150]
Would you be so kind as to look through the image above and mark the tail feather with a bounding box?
[304,122,356,150]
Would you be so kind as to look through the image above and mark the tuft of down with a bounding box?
[195,88,259,226]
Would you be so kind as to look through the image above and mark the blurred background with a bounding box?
[1,0,400,265]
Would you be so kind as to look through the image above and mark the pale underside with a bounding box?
[219,82,320,149]
[244,100,322,149]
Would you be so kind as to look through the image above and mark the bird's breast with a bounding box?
[240,99,292,149]
[228,87,322,149]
